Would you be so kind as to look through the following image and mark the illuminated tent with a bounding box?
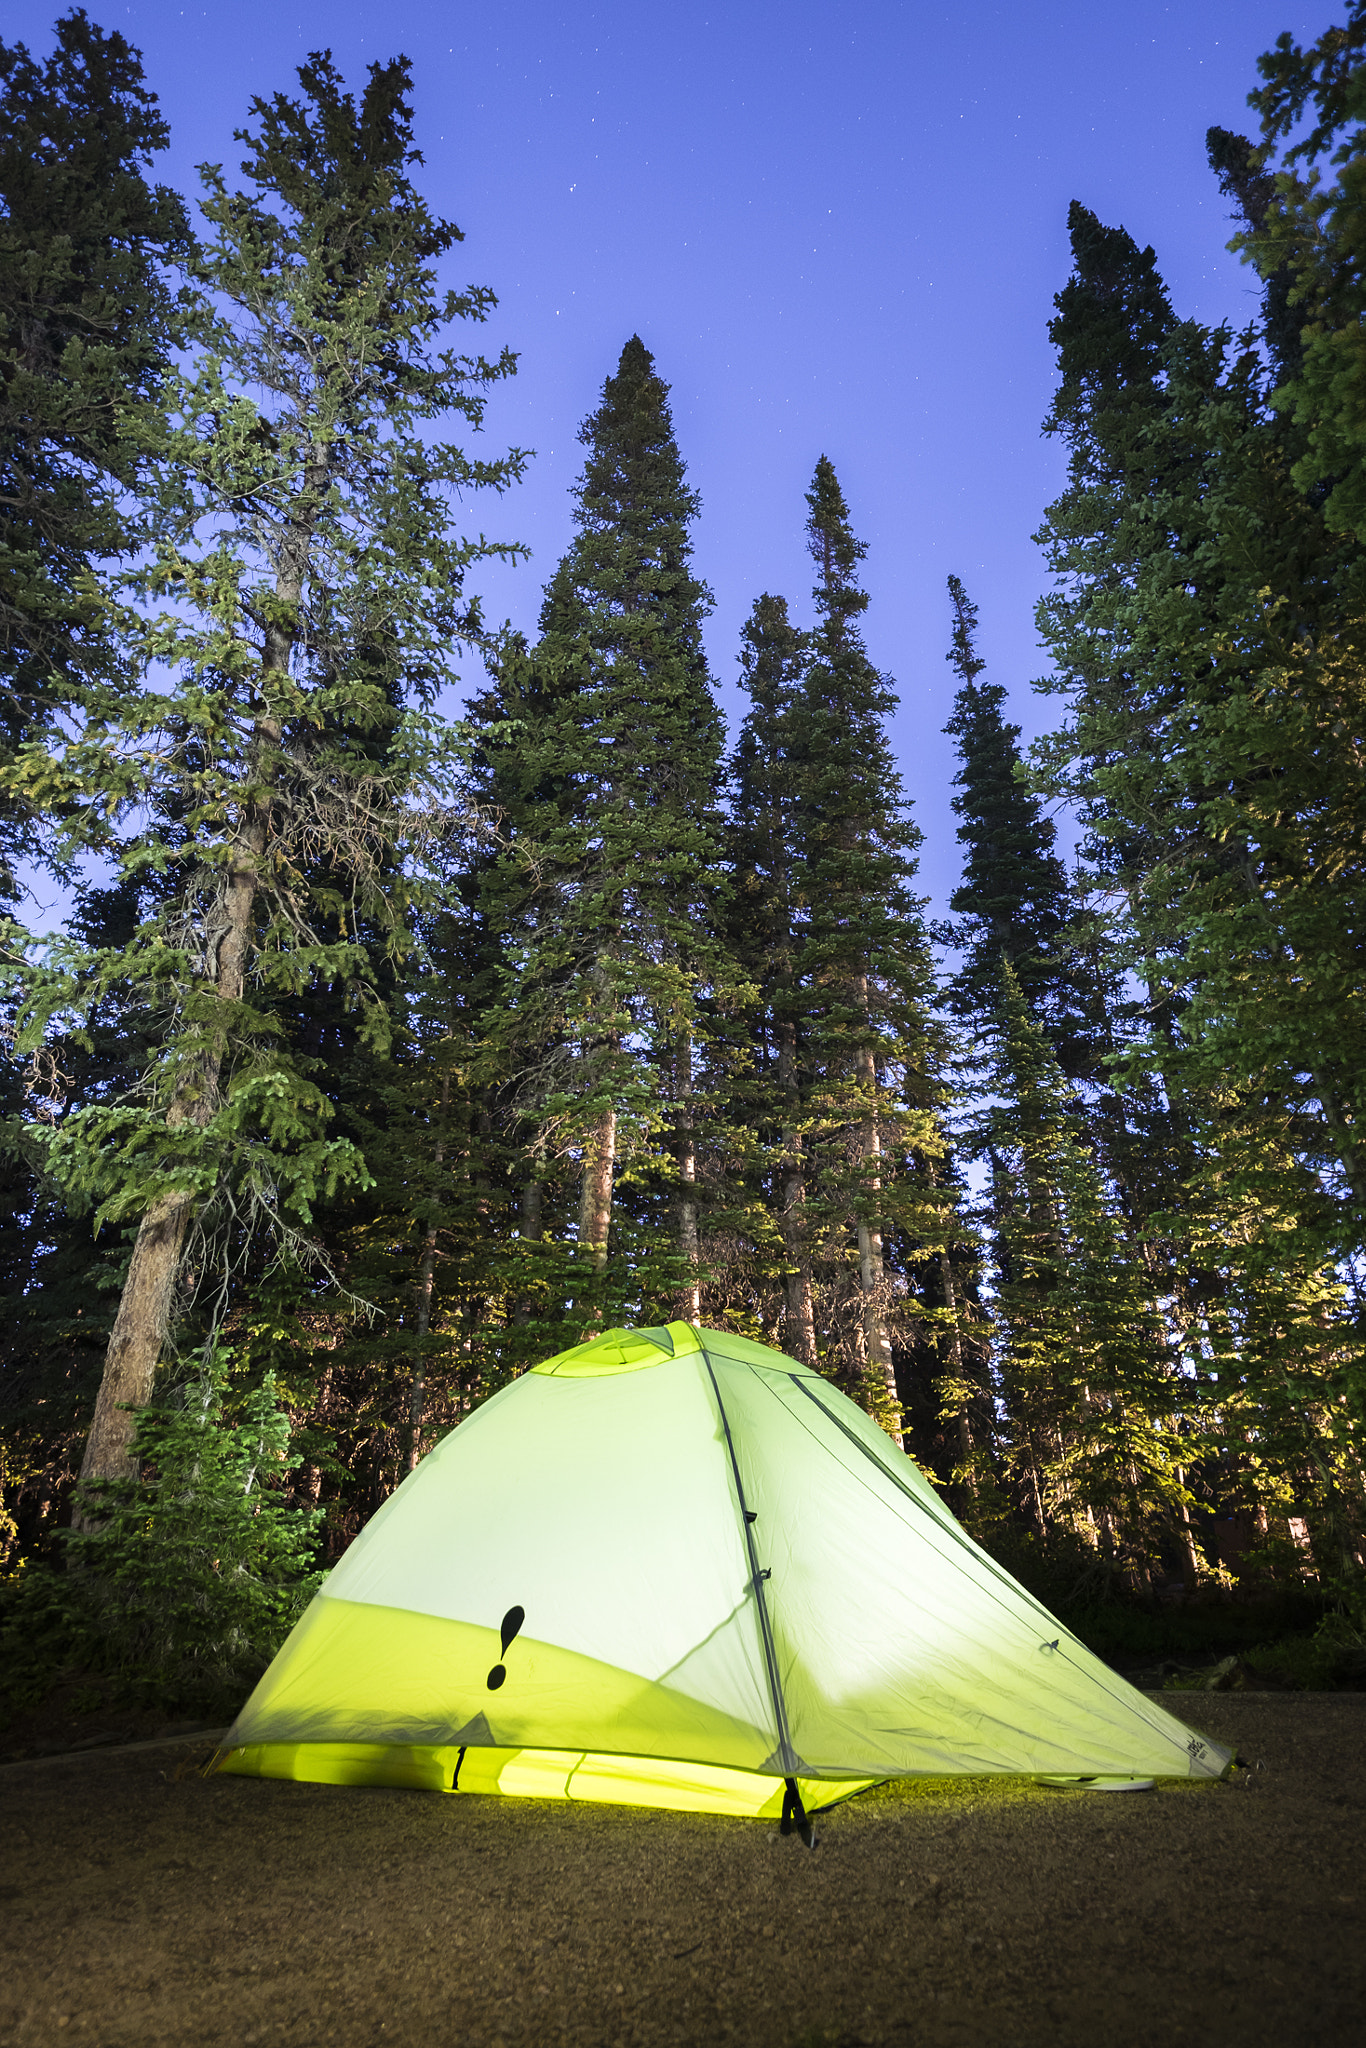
[217,1322,1230,1822]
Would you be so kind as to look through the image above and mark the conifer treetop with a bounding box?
[568,335,707,597]
[942,574,1071,1036]
[1047,201,1175,407]
[535,333,721,793]
[1045,203,1176,487]
[806,454,871,644]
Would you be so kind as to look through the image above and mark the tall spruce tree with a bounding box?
[1030,201,1213,1347]
[787,457,946,1437]
[977,965,1190,1580]
[475,338,729,1333]
[7,53,524,1486]
[725,593,816,1357]
[0,8,191,896]
[941,575,1079,1060]
[1032,184,1366,1576]
[1204,124,1304,387]
[933,573,1090,1505]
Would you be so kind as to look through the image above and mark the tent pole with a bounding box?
[701,1355,804,1807]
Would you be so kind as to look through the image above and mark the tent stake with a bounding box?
[781,1776,818,1849]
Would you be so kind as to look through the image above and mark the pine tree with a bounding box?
[977,965,1192,1580]
[1032,186,1366,1576]
[1232,3,1366,539]
[725,593,815,1356]
[1204,125,1303,386]
[941,575,1079,1058]
[1043,200,1175,489]
[474,338,729,1335]
[787,457,947,1436]
[0,8,191,897]
[6,52,525,1487]
[1040,202,1366,1252]
[1030,203,1220,1387]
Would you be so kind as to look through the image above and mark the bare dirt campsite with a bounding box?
[2,1693,1362,2048]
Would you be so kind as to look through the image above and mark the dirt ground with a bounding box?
[1,1693,1362,2048]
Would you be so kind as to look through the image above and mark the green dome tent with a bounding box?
[217,1322,1229,1822]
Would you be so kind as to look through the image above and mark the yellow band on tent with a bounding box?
[217,1740,878,1818]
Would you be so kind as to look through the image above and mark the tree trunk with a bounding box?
[674,1031,701,1323]
[407,1226,437,1474]
[77,491,303,1492]
[777,1018,817,1366]
[1024,1431,1050,1540]
[77,1190,196,1489]
[515,1154,544,1328]
[76,821,264,1494]
[577,1105,616,1274]
[938,1250,978,1492]
[855,1027,901,1447]
[407,1078,448,1473]
[1176,1473,1201,1594]
[782,1232,818,1366]
[574,956,619,1327]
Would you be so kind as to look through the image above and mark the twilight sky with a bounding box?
[11,0,1338,918]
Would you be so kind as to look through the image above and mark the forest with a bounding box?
[1,4,1365,1718]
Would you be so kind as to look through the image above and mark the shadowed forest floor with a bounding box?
[1,1693,1361,2048]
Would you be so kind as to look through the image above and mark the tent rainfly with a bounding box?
[217,1322,1230,1829]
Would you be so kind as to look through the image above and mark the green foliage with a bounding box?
[973,966,1191,1564]
[940,574,1081,1062]
[5,47,525,1338]
[472,336,730,1335]
[0,1558,86,1725]
[1235,2,1366,537]
[1,1362,321,1721]
[68,1365,322,1704]
[1031,186,1366,1581]
[0,7,191,894]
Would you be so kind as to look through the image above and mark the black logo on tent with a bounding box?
[487,1605,525,1690]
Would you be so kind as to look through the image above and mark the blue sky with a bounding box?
[11,0,1337,918]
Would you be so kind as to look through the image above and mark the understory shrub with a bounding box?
[0,1364,323,1725]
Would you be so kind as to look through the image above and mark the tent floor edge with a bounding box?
[214,1741,880,1820]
